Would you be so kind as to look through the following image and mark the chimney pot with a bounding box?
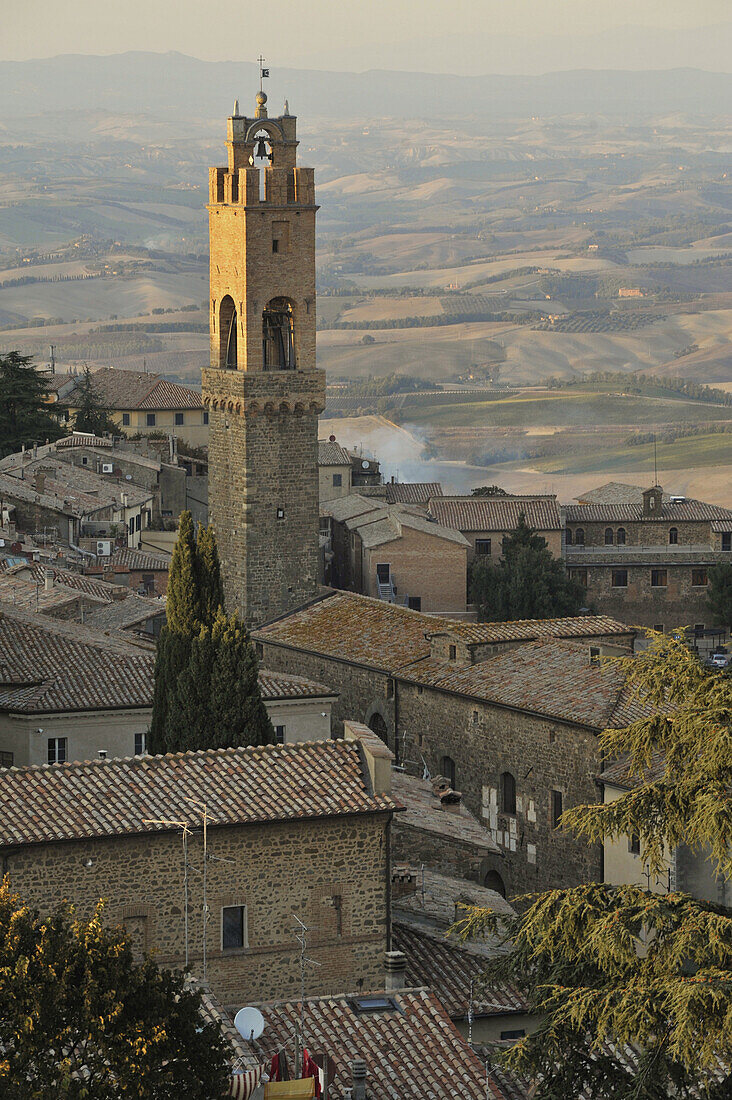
[351,1060,367,1100]
[98,750,107,760]
[384,950,407,992]
[43,567,54,592]
[439,788,462,814]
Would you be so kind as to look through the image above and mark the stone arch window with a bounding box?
[501,771,516,816]
[219,295,237,369]
[574,527,585,546]
[604,527,614,545]
[441,755,456,789]
[251,129,273,199]
[367,712,388,748]
[262,297,295,370]
[565,528,573,546]
[617,527,626,545]
[484,869,506,898]
[669,527,678,545]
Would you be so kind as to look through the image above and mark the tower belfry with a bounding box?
[202,89,325,626]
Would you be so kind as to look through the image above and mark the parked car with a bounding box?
[710,650,729,669]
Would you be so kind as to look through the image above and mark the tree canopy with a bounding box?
[707,563,732,632]
[470,514,586,622]
[71,367,117,437]
[0,878,231,1099]
[453,632,732,1099]
[149,512,273,754]
[0,351,66,458]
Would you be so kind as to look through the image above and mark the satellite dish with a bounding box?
[329,434,336,443]
[125,474,132,480]
[361,460,369,469]
[234,1006,265,1041]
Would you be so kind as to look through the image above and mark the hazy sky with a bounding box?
[3,0,730,72]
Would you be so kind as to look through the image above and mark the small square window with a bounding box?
[255,643,264,660]
[0,750,14,769]
[475,538,491,556]
[146,413,156,428]
[332,473,342,487]
[551,789,563,829]
[629,834,641,856]
[691,568,707,587]
[272,239,279,253]
[134,732,146,755]
[407,596,421,611]
[570,568,587,587]
[221,905,247,950]
[449,645,457,661]
[276,508,285,520]
[500,1029,526,1041]
[651,569,667,588]
[722,533,731,551]
[203,411,210,425]
[654,624,664,633]
[175,412,184,426]
[122,413,130,426]
[417,685,423,695]
[589,646,600,664]
[81,455,88,465]
[612,569,628,588]
[274,724,286,745]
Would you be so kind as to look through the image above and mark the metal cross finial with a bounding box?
[258,55,266,92]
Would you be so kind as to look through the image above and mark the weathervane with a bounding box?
[257,55,270,92]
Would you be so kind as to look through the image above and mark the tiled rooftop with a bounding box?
[84,594,165,632]
[599,753,665,790]
[109,546,172,571]
[430,496,562,532]
[66,368,202,411]
[565,498,732,523]
[0,574,84,614]
[0,607,154,714]
[392,771,499,853]
[0,457,152,518]
[393,868,515,938]
[242,989,504,1100]
[318,440,352,466]
[258,669,338,701]
[0,558,127,602]
[393,922,528,1018]
[346,506,469,550]
[400,638,645,731]
[385,482,443,505]
[0,740,399,848]
[575,482,671,506]
[429,614,633,646]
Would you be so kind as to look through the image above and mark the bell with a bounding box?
[255,138,270,160]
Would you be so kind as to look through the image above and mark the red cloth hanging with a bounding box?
[301,1049,323,1098]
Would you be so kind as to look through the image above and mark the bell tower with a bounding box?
[202,90,325,626]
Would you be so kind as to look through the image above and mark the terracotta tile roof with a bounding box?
[0,558,127,602]
[0,457,152,518]
[575,482,671,506]
[258,668,338,701]
[429,614,633,645]
[55,432,113,450]
[322,494,382,523]
[430,496,562,532]
[711,520,732,533]
[393,923,528,1018]
[318,440,352,466]
[399,639,645,730]
[385,482,443,505]
[565,499,732,523]
[393,869,515,937]
[66,368,202,411]
[347,507,469,550]
[255,591,453,673]
[0,739,399,848]
[0,607,154,714]
[599,753,665,790]
[109,546,171,571]
[242,988,505,1100]
[392,771,499,853]
[0,574,82,614]
[84,594,165,632]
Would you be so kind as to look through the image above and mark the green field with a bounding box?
[526,431,732,475]
[397,391,732,429]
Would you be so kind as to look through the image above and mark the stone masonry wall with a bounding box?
[576,563,713,631]
[4,814,390,1006]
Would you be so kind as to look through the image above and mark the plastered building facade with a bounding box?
[202,93,325,626]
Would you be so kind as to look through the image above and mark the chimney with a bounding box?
[33,442,38,458]
[351,1060,367,1100]
[98,750,107,760]
[43,567,54,592]
[391,863,418,900]
[384,950,407,992]
[33,471,45,495]
[343,720,394,794]
[110,587,129,601]
[439,788,463,815]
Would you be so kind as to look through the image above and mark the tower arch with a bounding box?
[219,295,238,369]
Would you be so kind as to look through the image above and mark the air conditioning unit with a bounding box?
[96,540,112,557]
[102,463,114,474]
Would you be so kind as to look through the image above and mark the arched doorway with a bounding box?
[367,712,388,748]
[484,869,506,898]
[262,297,295,369]
[219,295,237,369]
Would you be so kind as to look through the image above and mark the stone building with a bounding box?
[0,737,400,1005]
[254,592,637,893]
[325,494,469,613]
[565,483,732,633]
[202,93,325,626]
[429,495,562,564]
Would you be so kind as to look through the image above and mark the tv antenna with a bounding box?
[293,914,321,1071]
[142,816,192,967]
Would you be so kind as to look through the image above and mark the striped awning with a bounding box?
[228,1065,267,1099]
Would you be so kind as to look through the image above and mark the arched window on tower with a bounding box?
[501,771,516,815]
[604,527,614,545]
[252,130,272,200]
[617,527,626,545]
[262,297,296,370]
[219,295,237,370]
[483,869,506,898]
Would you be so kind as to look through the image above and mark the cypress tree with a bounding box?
[165,510,203,634]
[165,612,274,751]
[196,523,224,627]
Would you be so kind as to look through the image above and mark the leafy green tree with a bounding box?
[71,366,117,436]
[165,612,274,752]
[707,562,732,631]
[470,514,585,621]
[471,485,508,497]
[453,632,732,1099]
[0,351,66,457]
[0,877,231,1099]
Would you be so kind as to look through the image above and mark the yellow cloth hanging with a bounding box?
[264,1080,315,1099]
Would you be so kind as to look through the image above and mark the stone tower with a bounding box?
[202,91,325,626]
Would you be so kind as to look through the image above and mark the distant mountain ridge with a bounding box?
[0,53,730,121]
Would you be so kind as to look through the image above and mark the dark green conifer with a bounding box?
[196,524,224,627]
